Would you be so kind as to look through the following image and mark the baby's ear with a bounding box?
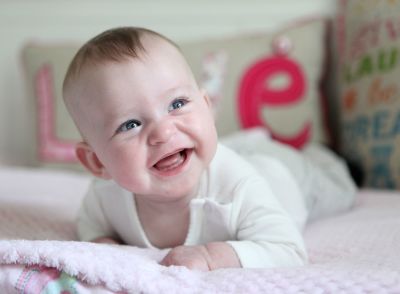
[200,89,211,105]
[75,142,111,179]
[200,89,217,119]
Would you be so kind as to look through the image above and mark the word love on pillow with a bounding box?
[22,19,327,169]
[181,18,329,149]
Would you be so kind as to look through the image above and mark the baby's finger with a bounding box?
[159,255,171,266]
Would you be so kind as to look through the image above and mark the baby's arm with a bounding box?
[160,242,240,270]
[91,236,120,244]
[77,181,118,243]
[161,177,307,270]
[226,177,307,268]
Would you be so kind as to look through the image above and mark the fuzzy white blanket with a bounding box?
[1,190,400,293]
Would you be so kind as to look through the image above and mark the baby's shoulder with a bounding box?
[85,178,127,204]
[205,144,266,198]
[211,144,258,176]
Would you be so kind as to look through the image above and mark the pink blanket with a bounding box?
[1,191,400,293]
[0,168,399,293]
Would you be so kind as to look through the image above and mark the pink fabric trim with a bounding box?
[36,64,78,163]
[15,265,61,293]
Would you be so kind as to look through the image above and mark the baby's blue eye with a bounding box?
[117,119,141,133]
[169,98,188,112]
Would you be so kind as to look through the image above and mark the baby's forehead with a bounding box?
[88,36,183,73]
[67,34,193,96]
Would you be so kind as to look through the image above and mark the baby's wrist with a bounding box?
[204,242,241,269]
[204,243,226,270]
[91,236,120,244]
[202,244,217,270]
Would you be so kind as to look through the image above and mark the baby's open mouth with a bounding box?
[153,149,189,172]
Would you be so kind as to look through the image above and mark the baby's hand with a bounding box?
[91,237,120,244]
[160,245,213,271]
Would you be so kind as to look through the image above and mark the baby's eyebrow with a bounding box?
[163,84,195,97]
[101,110,129,130]
[107,104,140,121]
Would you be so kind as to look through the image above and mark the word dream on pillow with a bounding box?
[336,0,400,189]
[22,18,328,169]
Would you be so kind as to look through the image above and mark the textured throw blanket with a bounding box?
[0,190,400,293]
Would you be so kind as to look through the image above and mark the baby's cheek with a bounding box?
[112,164,146,192]
[120,174,147,193]
[203,124,218,157]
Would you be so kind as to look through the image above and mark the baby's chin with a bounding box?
[121,177,200,202]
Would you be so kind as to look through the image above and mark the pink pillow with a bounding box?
[336,0,400,189]
[180,18,330,149]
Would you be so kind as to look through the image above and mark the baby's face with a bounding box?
[73,37,218,201]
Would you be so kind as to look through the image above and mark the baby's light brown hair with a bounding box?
[63,26,178,95]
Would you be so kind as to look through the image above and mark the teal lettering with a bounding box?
[343,116,370,142]
[390,111,400,136]
[369,145,395,189]
[342,111,400,141]
[373,110,391,139]
[355,116,370,140]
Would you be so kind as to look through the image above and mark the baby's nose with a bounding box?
[148,120,176,145]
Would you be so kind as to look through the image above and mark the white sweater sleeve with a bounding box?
[77,181,116,241]
[227,177,308,268]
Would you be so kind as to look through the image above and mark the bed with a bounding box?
[1,0,400,292]
[0,166,399,293]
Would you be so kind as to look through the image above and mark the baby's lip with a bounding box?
[150,148,187,168]
[150,148,193,177]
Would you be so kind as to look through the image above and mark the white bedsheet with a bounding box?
[0,167,91,240]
